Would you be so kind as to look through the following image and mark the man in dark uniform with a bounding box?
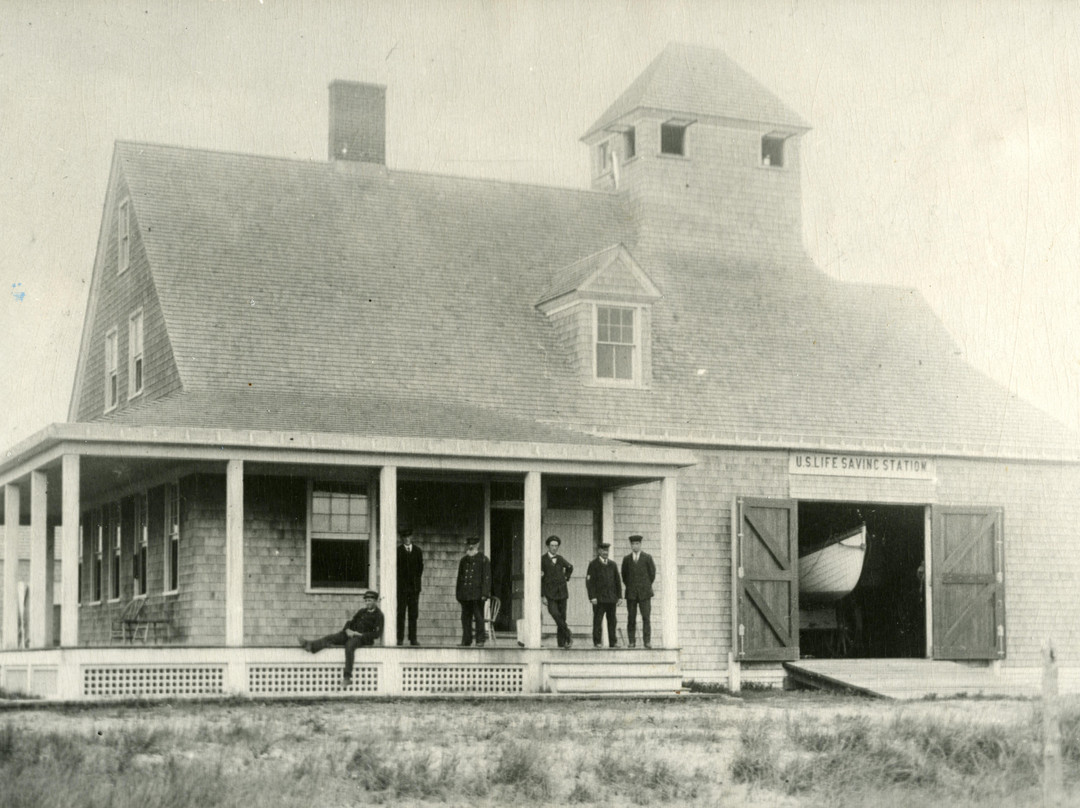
[586,542,622,648]
[621,534,656,648]
[455,536,491,646]
[298,589,384,687]
[541,535,574,648]
[396,526,424,646]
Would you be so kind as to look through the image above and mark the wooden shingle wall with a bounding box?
[75,172,182,423]
[936,459,1080,670]
[548,304,592,380]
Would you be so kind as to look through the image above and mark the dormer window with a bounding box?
[660,122,687,156]
[761,134,786,167]
[596,305,636,382]
[118,198,130,273]
[595,140,612,176]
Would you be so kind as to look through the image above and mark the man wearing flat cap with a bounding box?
[622,534,656,648]
[586,542,622,648]
[455,536,491,646]
[541,535,575,648]
[298,589,384,687]
[396,526,424,646]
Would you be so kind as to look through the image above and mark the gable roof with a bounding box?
[583,42,810,139]
[538,244,661,307]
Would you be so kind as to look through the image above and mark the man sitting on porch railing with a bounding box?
[298,589,385,687]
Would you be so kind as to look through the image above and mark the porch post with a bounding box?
[378,466,397,646]
[60,455,80,647]
[601,490,615,546]
[660,475,679,649]
[225,460,244,647]
[29,470,47,648]
[523,471,541,648]
[2,484,20,649]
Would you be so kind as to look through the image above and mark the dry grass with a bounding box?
[0,693,1076,807]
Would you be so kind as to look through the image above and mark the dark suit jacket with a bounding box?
[586,557,622,603]
[621,552,656,600]
[541,553,574,600]
[456,553,491,602]
[397,543,424,594]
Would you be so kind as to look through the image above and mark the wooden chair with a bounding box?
[111,598,145,643]
[484,597,501,646]
[129,596,174,643]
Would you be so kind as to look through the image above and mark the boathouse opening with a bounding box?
[797,501,925,660]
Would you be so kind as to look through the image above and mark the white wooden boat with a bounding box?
[799,525,867,604]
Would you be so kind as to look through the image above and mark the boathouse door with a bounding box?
[931,506,1005,660]
[735,497,799,661]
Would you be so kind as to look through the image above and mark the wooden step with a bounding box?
[545,662,679,679]
[549,675,684,694]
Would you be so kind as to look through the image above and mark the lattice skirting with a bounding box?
[249,664,379,694]
[83,665,225,697]
[401,664,525,694]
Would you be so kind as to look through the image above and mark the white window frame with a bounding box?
[118,198,130,274]
[134,491,148,598]
[128,309,144,398]
[108,502,121,602]
[306,480,371,594]
[104,328,119,412]
[91,509,103,605]
[594,304,640,386]
[164,482,180,595]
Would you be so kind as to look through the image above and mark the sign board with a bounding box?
[789,452,935,480]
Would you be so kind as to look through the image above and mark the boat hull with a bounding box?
[799,526,866,604]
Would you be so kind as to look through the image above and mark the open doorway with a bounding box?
[798,502,925,659]
[490,509,522,632]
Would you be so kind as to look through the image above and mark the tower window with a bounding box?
[595,140,612,175]
[762,135,785,167]
[660,123,686,156]
[623,128,636,160]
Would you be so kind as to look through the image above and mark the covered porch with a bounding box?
[0,423,694,699]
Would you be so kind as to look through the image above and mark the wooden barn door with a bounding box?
[931,506,1005,660]
[735,498,799,661]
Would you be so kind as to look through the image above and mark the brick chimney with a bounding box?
[328,80,386,164]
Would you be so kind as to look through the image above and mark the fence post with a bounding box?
[1043,640,1063,808]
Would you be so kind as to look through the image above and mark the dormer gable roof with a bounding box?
[583,42,809,140]
[537,244,661,309]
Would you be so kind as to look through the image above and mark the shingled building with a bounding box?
[2,43,1078,699]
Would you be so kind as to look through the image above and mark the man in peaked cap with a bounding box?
[455,536,491,647]
[299,589,384,687]
[396,525,424,646]
[621,534,656,648]
[541,535,575,648]
[586,542,622,648]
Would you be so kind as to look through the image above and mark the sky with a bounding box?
[1,0,1078,451]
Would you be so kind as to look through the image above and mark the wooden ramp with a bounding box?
[784,659,1033,700]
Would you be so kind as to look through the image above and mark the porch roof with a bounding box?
[0,419,697,490]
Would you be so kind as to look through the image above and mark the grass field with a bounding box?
[1,691,1078,807]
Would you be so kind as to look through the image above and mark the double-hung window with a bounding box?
[596,305,636,382]
[308,481,370,590]
[118,199,130,273]
[164,483,180,593]
[92,510,103,603]
[109,502,121,601]
[105,328,119,411]
[133,492,148,596]
[128,310,144,397]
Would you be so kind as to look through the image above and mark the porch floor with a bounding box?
[784,659,1034,699]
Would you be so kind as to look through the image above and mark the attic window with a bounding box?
[104,328,119,412]
[118,199,130,274]
[660,123,686,156]
[595,140,612,175]
[128,309,144,398]
[596,305,636,382]
[761,135,785,167]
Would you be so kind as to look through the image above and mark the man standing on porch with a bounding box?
[396,526,424,646]
[298,589,384,687]
[541,535,575,648]
[622,535,656,648]
[586,542,622,648]
[456,536,491,647]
